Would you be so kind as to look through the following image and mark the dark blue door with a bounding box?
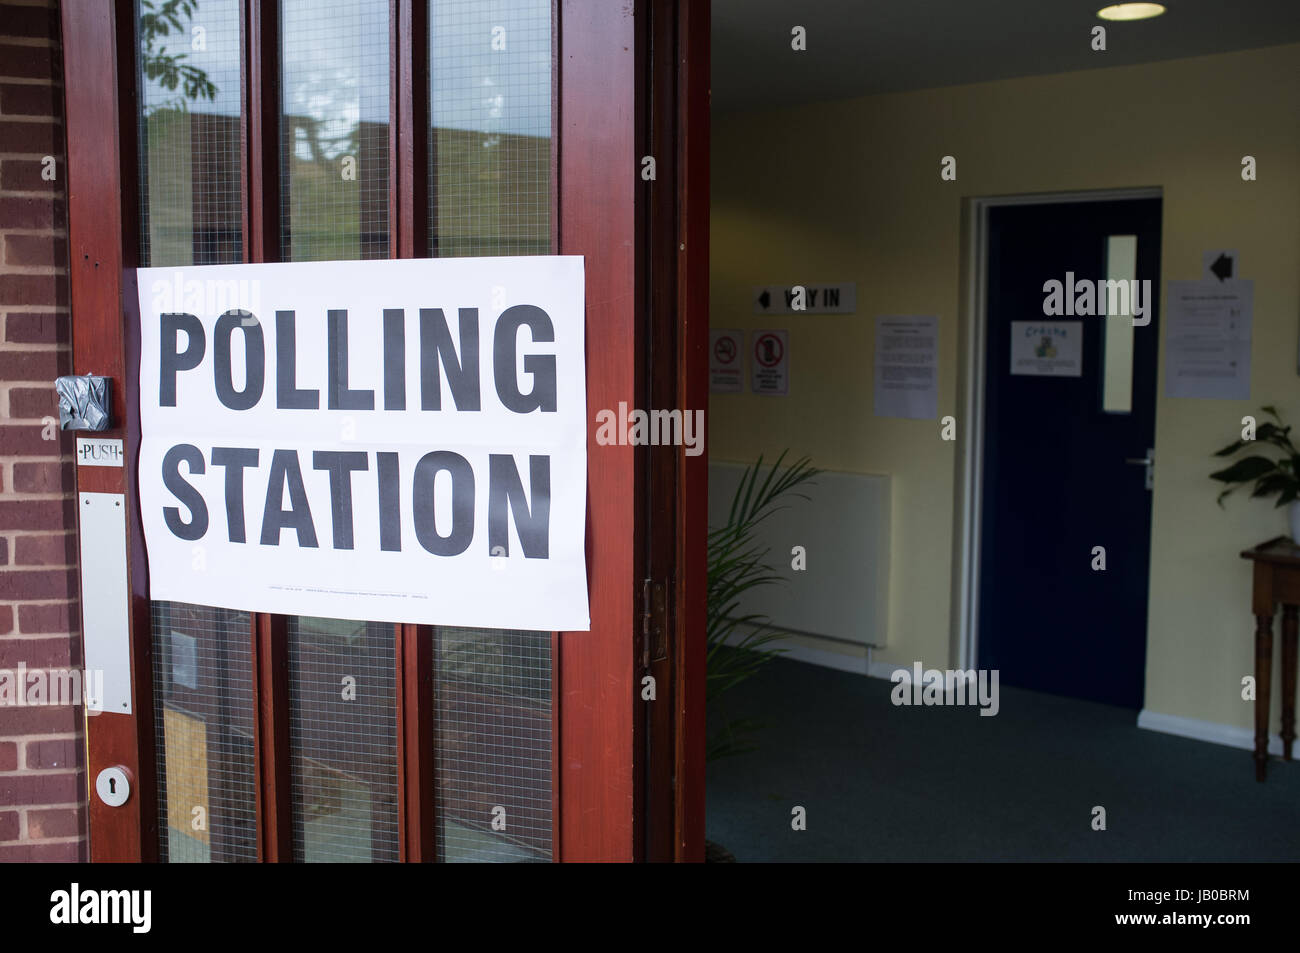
[978,198,1162,709]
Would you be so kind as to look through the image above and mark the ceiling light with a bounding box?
[1097,3,1167,20]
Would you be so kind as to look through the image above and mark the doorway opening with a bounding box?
[959,190,1163,710]
[704,0,1300,862]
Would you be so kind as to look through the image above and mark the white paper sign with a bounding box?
[751,329,789,395]
[136,257,590,631]
[1165,279,1253,400]
[1010,321,1083,377]
[873,315,938,419]
[710,329,743,393]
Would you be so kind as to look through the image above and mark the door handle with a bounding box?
[1124,448,1154,490]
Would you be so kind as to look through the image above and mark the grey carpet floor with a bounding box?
[705,657,1300,862]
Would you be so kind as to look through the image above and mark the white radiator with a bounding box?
[707,462,890,648]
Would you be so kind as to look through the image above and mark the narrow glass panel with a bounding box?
[151,603,257,863]
[428,0,554,862]
[434,628,552,862]
[278,1,397,864]
[137,1,253,863]
[288,617,399,862]
[138,0,242,266]
[1102,234,1137,414]
[280,0,389,261]
[430,0,551,257]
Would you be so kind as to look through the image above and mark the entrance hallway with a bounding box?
[706,658,1300,862]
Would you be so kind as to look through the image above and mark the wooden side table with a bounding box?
[1240,536,1300,781]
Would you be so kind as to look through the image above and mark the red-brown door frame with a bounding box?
[555,0,640,862]
[636,0,708,862]
[62,0,158,864]
[61,0,704,863]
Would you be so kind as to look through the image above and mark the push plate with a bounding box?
[78,493,131,714]
[76,437,125,467]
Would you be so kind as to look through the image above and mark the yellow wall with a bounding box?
[710,43,1300,732]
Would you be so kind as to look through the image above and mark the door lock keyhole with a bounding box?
[95,766,131,807]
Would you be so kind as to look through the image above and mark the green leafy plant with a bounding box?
[707,451,819,761]
[1210,405,1300,507]
[140,0,218,114]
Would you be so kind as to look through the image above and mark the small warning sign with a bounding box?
[751,329,789,396]
[710,329,743,393]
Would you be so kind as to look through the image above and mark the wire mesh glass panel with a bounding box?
[137,1,252,863]
[434,628,551,862]
[287,617,399,862]
[151,603,257,863]
[280,0,390,261]
[426,0,554,863]
[137,0,242,266]
[429,0,551,257]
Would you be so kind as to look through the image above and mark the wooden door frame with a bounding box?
[635,0,708,863]
[61,0,705,864]
[62,0,158,864]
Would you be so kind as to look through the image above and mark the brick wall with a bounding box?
[0,0,87,862]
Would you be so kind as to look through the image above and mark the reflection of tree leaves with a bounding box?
[289,116,359,165]
[285,68,363,162]
[140,0,217,116]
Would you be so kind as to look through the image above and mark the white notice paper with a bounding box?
[1010,321,1082,377]
[1165,279,1253,400]
[873,315,938,419]
[137,256,590,631]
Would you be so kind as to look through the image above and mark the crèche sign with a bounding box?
[137,256,589,631]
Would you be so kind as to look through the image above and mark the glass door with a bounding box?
[64,0,657,862]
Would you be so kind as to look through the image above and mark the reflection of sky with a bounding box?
[138,0,550,136]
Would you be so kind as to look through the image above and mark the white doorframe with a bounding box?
[952,186,1163,670]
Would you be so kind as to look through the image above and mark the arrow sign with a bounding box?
[751,283,856,314]
[1202,249,1238,282]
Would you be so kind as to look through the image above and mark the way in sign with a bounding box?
[753,283,856,314]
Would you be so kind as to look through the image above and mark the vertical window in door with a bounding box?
[136,0,256,862]
[429,0,550,257]
[138,0,242,265]
[428,0,553,862]
[1103,235,1137,414]
[288,618,399,862]
[278,0,398,862]
[150,605,257,862]
[280,0,390,261]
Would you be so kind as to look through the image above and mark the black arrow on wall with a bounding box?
[1210,253,1234,282]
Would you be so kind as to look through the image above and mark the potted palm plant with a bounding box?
[1210,405,1300,540]
[705,451,819,861]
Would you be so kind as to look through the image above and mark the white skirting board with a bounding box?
[1137,709,1294,757]
[708,462,890,648]
[764,638,870,675]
